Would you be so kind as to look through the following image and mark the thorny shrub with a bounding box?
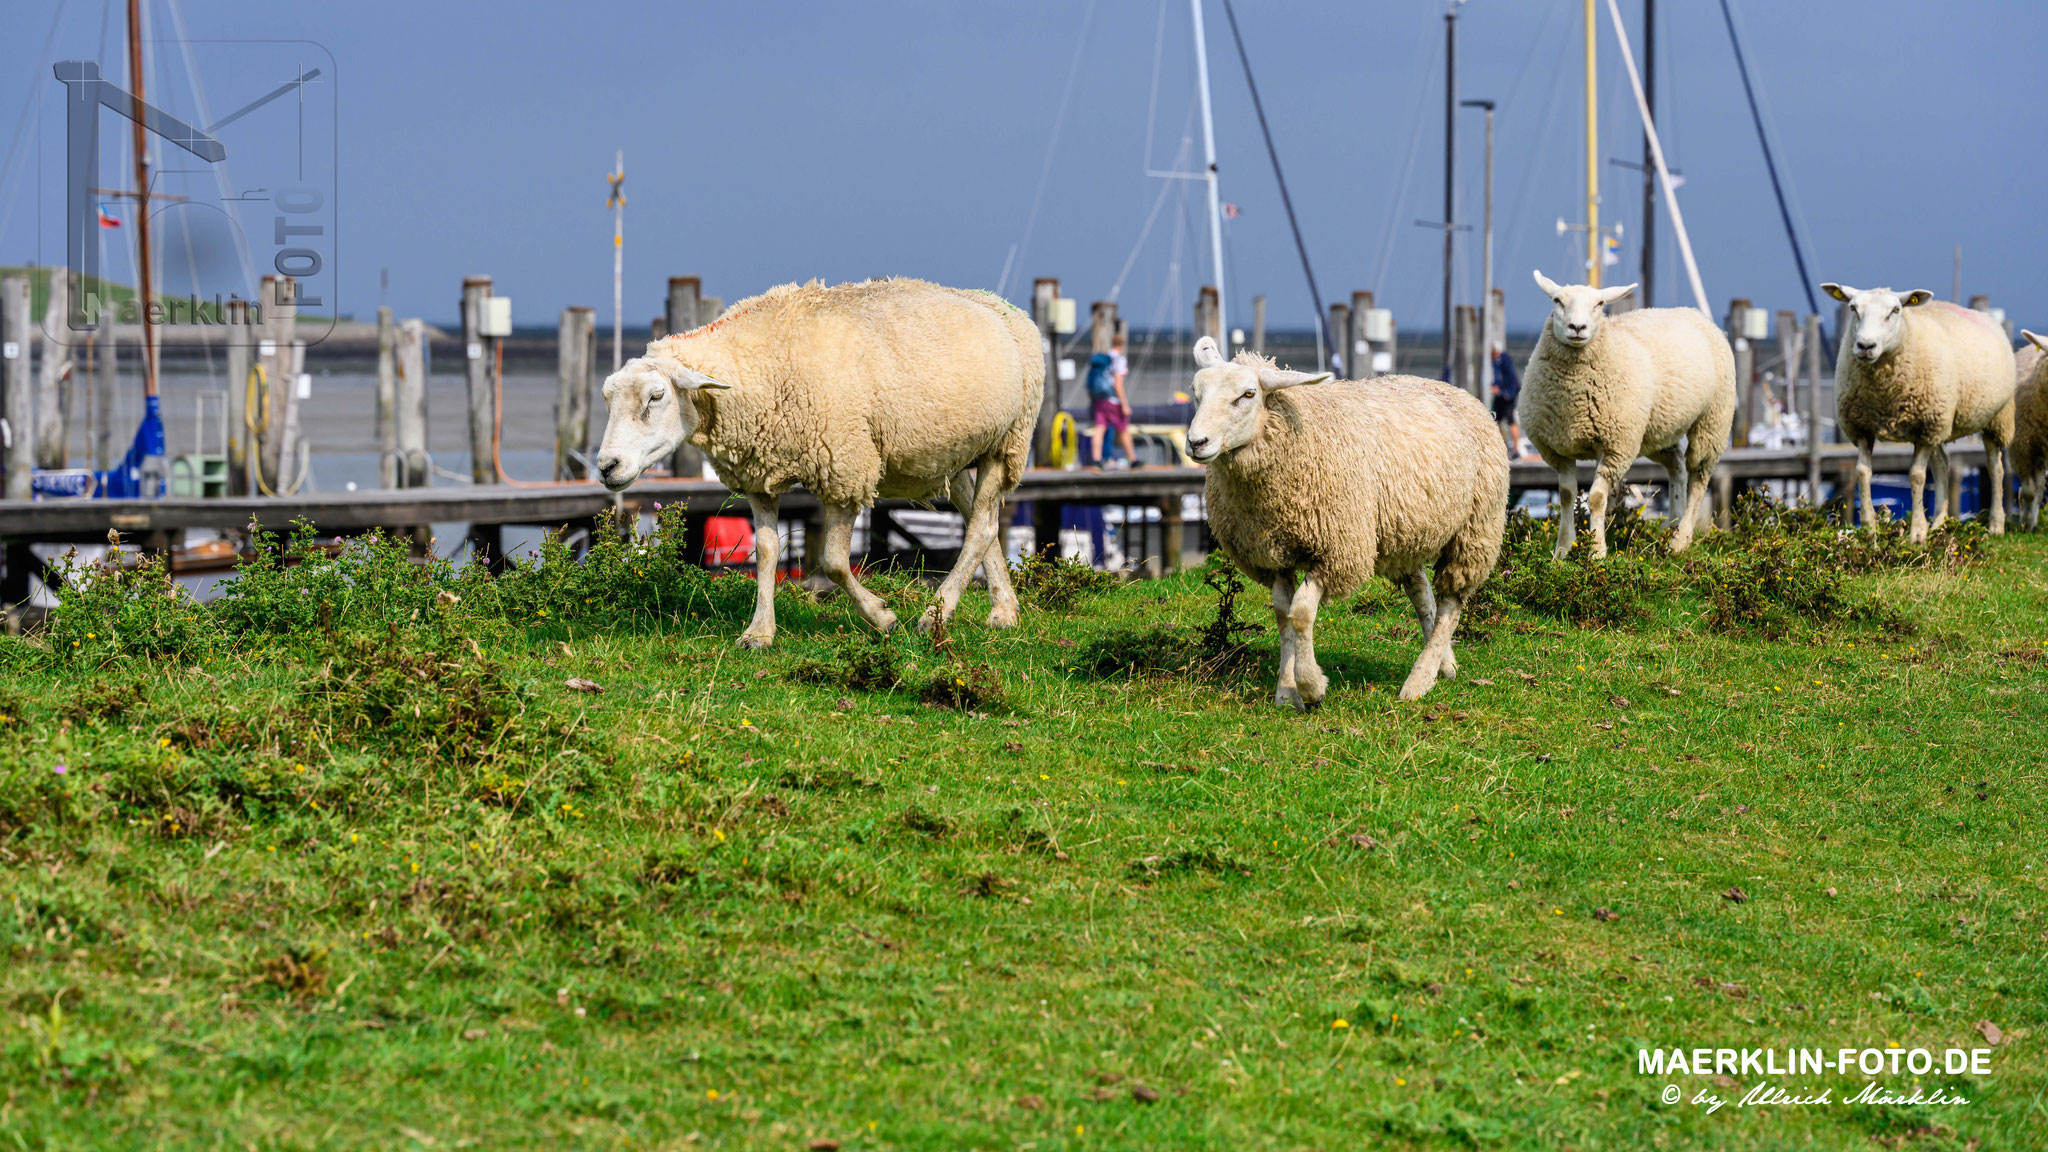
[1010,553,1118,612]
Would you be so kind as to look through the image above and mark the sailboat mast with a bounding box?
[1189,0,1227,345]
[1583,0,1599,288]
[128,0,157,397]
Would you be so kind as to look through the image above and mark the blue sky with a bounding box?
[2,0,2042,337]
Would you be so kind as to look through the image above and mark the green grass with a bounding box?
[2,515,2044,1150]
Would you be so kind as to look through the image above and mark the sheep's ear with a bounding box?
[1532,270,1564,299]
[1193,336,1225,369]
[1595,283,1637,307]
[1900,290,1936,308]
[2023,329,2047,353]
[673,364,732,390]
[1257,366,1333,390]
[1821,283,1854,303]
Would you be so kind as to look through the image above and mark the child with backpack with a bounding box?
[1085,334,1138,469]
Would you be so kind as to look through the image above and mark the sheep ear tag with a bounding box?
[1193,336,1225,369]
[1820,283,1854,303]
[1899,290,1936,308]
[2023,330,2047,353]
[676,366,732,390]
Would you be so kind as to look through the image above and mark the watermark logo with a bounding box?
[1639,1044,1993,1115]
[40,41,336,342]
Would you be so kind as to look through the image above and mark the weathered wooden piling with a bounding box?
[223,299,248,494]
[1090,301,1117,355]
[1031,278,1060,553]
[1725,298,1755,447]
[254,275,300,495]
[1195,285,1220,345]
[35,270,72,469]
[557,306,595,480]
[376,305,397,488]
[665,276,704,478]
[461,275,496,486]
[1328,301,1350,377]
[1251,294,1267,355]
[93,303,116,472]
[396,318,428,488]
[1,275,29,498]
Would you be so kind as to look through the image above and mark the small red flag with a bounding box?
[1222,202,1240,220]
[98,207,121,229]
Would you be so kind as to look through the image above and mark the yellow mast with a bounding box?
[1585,0,1600,287]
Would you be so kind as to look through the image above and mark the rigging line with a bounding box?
[1717,0,1824,326]
[0,0,73,245]
[1499,11,1572,290]
[1000,0,1099,299]
[1721,0,1818,295]
[1369,12,1440,298]
[1110,133,1187,302]
[165,0,260,304]
[1217,0,1329,359]
[1142,0,1169,175]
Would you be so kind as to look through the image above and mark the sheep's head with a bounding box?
[1534,270,1636,348]
[592,352,732,490]
[1823,283,1935,364]
[1184,336,1330,463]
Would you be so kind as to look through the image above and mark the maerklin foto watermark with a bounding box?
[1639,1045,1993,1113]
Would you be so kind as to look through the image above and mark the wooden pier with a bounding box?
[0,442,1995,599]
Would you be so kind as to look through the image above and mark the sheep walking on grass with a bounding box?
[1518,271,1736,559]
[1186,337,1508,706]
[592,278,1043,648]
[2013,330,2048,530]
[1824,284,2016,543]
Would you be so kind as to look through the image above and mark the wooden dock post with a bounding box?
[1251,294,1267,355]
[225,299,249,495]
[1804,313,1824,503]
[255,275,299,495]
[1725,298,1754,447]
[396,318,429,489]
[376,305,397,488]
[1,275,29,499]
[1454,303,1481,397]
[1090,301,1117,354]
[1195,286,1220,345]
[35,270,73,469]
[1329,301,1351,378]
[92,303,117,473]
[461,275,496,485]
[557,306,595,480]
[665,276,704,479]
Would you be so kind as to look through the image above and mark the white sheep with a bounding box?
[2013,330,2047,530]
[1823,284,2016,542]
[1186,337,1508,706]
[593,278,1043,648]
[1518,271,1736,558]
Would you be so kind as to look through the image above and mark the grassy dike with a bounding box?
[0,507,2042,1150]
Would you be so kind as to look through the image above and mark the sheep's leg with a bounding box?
[1930,445,1951,532]
[923,454,1008,632]
[1286,576,1328,711]
[1650,447,1693,551]
[951,470,1019,628]
[1270,573,1301,710]
[736,493,782,650]
[820,502,898,635]
[1401,593,1464,701]
[2023,473,2043,531]
[1540,450,1579,558]
[1983,438,2007,535]
[1585,453,1632,559]
[1854,438,1878,528]
[1907,444,1935,544]
[1400,569,1454,680]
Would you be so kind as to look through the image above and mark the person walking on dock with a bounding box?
[1491,342,1527,459]
[1087,333,1139,469]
